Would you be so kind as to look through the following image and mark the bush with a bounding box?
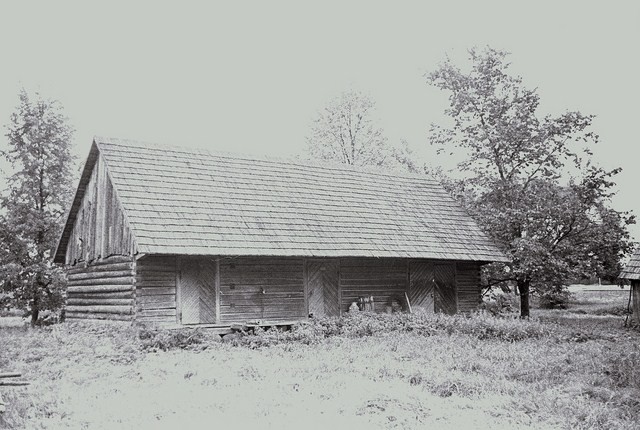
[481,290,520,316]
[537,286,572,309]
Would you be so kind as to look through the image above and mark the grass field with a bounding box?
[1,288,638,429]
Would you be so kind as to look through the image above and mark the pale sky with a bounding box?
[0,1,638,239]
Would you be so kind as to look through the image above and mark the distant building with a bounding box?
[619,248,640,325]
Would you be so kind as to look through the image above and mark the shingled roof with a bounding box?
[620,248,640,280]
[55,137,508,262]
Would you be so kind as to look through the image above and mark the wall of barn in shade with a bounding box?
[121,255,485,326]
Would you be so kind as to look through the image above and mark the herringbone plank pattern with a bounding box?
[181,260,216,324]
[409,261,434,313]
[307,260,339,317]
[197,262,216,323]
[434,263,456,315]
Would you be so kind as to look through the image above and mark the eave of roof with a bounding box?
[619,248,640,280]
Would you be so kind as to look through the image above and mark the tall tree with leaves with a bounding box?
[307,90,418,172]
[428,48,634,317]
[0,89,75,324]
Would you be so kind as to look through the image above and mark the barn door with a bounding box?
[434,263,456,314]
[306,259,340,317]
[409,261,435,313]
[180,259,217,324]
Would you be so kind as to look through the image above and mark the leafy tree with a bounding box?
[307,90,418,172]
[0,89,75,324]
[428,48,635,317]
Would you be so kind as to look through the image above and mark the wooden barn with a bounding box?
[619,248,640,326]
[54,137,507,327]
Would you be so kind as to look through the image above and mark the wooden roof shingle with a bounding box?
[55,137,508,263]
[620,248,640,280]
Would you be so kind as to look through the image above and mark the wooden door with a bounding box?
[180,259,216,324]
[306,260,340,317]
[409,261,435,313]
[434,263,456,314]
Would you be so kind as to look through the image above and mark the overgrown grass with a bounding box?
[138,326,222,352]
[1,293,639,429]
[223,311,554,350]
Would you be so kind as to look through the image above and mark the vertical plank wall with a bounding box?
[65,255,135,321]
[136,256,178,324]
[219,257,305,322]
[65,155,135,265]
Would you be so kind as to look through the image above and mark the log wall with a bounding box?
[65,155,135,265]
[65,255,135,321]
[219,257,305,322]
[136,256,178,324]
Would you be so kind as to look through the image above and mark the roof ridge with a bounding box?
[93,135,436,183]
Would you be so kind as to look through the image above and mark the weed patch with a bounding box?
[138,327,220,352]
[231,312,554,349]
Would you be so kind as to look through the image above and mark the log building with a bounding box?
[54,137,507,326]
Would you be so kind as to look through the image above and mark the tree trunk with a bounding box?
[31,290,40,325]
[517,279,530,318]
[31,308,39,325]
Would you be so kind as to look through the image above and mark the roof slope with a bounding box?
[620,248,640,280]
[58,137,508,262]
